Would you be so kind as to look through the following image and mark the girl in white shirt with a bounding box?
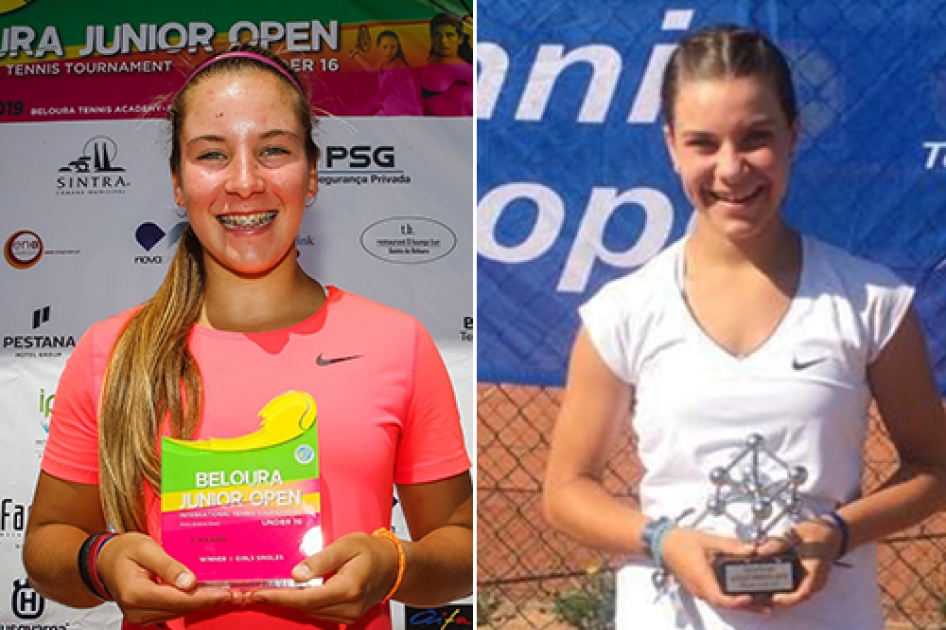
[544,24,946,630]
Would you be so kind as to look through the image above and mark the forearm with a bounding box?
[395,521,473,606]
[544,475,647,557]
[838,462,946,552]
[23,523,102,608]
[545,330,642,556]
[853,310,946,550]
[390,473,473,607]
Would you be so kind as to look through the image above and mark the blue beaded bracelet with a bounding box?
[641,517,675,569]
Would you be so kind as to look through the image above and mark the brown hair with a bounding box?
[660,24,798,129]
[428,13,473,64]
[168,43,320,174]
[377,30,410,67]
[99,44,317,532]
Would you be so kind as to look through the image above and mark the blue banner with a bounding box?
[478,0,946,390]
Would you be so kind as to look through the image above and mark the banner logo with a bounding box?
[38,387,54,433]
[318,145,412,187]
[325,145,395,169]
[2,305,75,358]
[361,217,457,264]
[11,579,44,621]
[32,305,50,329]
[4,230,43,269]
[60,135,124,173]
[1,498,26,538]
[136,222,168,251]
[56,135,130,195]
[405,605,473,629]
[134,220,188,264]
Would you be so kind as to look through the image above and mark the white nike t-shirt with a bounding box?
[580,235,913,630]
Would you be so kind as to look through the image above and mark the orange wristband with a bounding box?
[372,527,405,604]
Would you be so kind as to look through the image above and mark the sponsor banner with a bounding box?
[304,116,474,348]
[0,0,473,122]
[0,121,192,341]
[0,362,122,627]
[1,6,472,627]
[0,575,121,628]
[478,0,946,389]
[0,352,63,461]
[1,304,75,361]
[0,117,473,350]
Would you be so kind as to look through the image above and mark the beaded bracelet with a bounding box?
[372,528,405,604]
[77,532,118,600]
[641,517,674,569]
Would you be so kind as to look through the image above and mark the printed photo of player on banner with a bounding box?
[0,1,474,629]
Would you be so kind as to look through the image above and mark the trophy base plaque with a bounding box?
[713,552,805,595]
[651,435,814,601]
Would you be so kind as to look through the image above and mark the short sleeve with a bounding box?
[865,273,915,364]
[393,321,470,484]
[579,279,636,385]
[42,328,101,484]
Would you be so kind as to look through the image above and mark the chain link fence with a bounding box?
[477,383,946,629]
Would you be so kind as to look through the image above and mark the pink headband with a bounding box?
[184,51,305,95]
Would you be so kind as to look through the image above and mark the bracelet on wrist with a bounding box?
[820,511,850,560]
[372,528,405,604]
[641,517,675,569]
[77,532,118,601]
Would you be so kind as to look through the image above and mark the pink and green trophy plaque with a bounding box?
[161,391,322,587]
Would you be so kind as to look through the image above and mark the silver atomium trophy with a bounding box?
[672,434,811,596]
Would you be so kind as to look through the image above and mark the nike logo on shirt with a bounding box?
[316,353,362,366]
[792,357,827,370]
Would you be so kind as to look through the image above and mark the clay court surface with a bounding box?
[478,384,946,629]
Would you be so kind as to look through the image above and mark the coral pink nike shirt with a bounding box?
[43,287,470,630]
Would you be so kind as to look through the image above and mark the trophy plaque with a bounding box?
[685,434,810,596]
[161,391,323,587]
